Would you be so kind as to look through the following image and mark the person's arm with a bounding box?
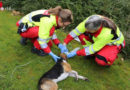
[64,19,87,45]
[52,32,60,45]
[38,17,54,53]
[52,32,69,53]
[38,17,60,62]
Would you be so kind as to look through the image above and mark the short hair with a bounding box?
[85,15,102,30]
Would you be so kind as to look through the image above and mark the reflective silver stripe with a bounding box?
[28,13,33,22]
[52,33,57,39]
[75,28,81,34]
[38,37,51,42]
[40,43,48,49]
[91,45,95,53]
[107,43,113,46]
[117,44,120,46]
[121,42,125,47]
[70,31,78,38]
[107,31,122,45]
[85,47,91,55]
[21,25,27,32]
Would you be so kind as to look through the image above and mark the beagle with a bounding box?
[38,54,89,90]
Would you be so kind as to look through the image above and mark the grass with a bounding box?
[0,11,130,90]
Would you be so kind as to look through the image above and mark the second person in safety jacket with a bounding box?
[16,6,73,62]
[63,15,125,66]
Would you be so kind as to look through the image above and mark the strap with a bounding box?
[111,29,118,40]
[96,54,108,63]
[32,14,50,22]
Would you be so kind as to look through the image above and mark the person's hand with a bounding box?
[58,43,68,53]
[66,47,80,58]
[67,51,77,58]
[49,52,60,62]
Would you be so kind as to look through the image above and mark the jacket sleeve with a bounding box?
[77,30,113,56]
[64,19,87,44]
[52,32,60,45]
[38,17,54,53]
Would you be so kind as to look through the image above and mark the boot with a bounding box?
[20,37,27,45]
[31,47,48,56]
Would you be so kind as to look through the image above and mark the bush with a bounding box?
[2,0,130,58]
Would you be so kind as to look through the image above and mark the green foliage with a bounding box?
[2,0,130,30]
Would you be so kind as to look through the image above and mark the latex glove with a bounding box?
[66,47,80,58]
[67,51,77,58]
[49,52,60,62]
[58,43,68,53]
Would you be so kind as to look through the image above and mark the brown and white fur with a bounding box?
[38,57,89,90]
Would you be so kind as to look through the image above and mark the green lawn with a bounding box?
[0,11,130,90]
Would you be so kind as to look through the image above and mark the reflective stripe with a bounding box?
[40,43,48,49]
[107,43,113,46]
[38,37,51,42]
[90,45,95,53]
[107,31,122,45]
[52,33,57,39]
[75,28,81,34]
[116,41,125,47]
[28,13,33,22]
[84,45,95,54]
[21,25,27,32]
[85,47,91,55]
[70,31,78,38]
[121,42,125,47]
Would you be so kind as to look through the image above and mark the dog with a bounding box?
[38,54,89,90]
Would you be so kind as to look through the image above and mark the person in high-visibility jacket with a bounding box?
[16,6,73,62]
[63,15,125,66]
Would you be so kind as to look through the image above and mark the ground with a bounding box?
[0,11,130,90]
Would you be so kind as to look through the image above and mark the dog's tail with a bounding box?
[38,78,58,90]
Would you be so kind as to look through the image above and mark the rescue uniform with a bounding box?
[16,10,60,54]
[64,16,125,66]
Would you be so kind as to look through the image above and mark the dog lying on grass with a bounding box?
[38,54,89,90]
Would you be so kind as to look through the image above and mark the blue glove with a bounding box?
[49,52,60,62]
[67,51,77,58]
[58,43,68,53]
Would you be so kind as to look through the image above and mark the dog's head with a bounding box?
[60,53,67,60]
[56,53,67,64]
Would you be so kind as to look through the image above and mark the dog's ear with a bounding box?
[60,53,67,60]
